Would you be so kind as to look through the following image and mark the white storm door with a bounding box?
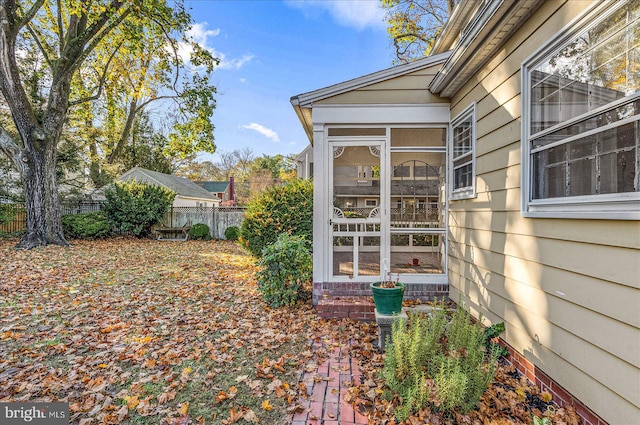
[329,142,384,281]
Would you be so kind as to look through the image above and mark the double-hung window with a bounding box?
[522,2,639,219]
[451,104,476,199]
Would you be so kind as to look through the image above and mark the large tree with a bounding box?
[382,0,455,63]
[0,0,216,248]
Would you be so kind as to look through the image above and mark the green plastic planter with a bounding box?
[371,281,405,315]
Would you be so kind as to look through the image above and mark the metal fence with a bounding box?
[61,201,105,215]
[1,202,246,239]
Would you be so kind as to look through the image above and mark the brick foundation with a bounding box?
[498,340,608,425]
[313,281,448,308]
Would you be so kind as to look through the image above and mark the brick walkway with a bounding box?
[291,339,369,425]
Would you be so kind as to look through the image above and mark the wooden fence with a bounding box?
[1,203,246,239]
[0,203,26,233]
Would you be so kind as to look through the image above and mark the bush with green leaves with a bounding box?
[189,223,211,240]
[255,233,312,307]
[224,226,240,241]
[0,203,16,226]
[240,179,312,257]
[382,302,501,420]
[103,181,176,237]
[62,211,112,240]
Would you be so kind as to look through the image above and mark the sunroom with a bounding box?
[291,52,453,308]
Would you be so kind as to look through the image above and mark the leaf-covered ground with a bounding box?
[1,238,582,425]
[0,238,320,424]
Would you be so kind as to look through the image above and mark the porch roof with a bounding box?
[290,51,451,143]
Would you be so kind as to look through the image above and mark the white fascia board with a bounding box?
[432,0,484,54]
[294,52,451,108]
[178,195,221,202]
[311,104,451,126]
[430,0,504,93]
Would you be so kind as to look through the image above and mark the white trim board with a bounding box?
[312,104,451,126]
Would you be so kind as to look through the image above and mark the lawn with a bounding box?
[0,238,321,424]
[0,238,582,425]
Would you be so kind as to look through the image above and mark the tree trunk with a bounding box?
[16,137,68,249]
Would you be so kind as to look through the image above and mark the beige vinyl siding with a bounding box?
[447,1,640,423]
[316,68,447,105]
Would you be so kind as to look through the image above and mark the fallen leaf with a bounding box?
[261,399,273,411]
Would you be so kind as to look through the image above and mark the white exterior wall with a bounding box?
[172,196,219,208]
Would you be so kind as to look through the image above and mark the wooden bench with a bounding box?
[155,220,191,241]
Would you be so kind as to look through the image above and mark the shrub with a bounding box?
[0,203,16,226]
[189,223,211,240]
[255,233,312,307]
[62,211,111,240]
[240,179,312,257]
[382,302,501,420]
[103,181,176,237]
[224,226,240,241]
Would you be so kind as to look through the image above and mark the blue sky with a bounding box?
[183,0,394,162]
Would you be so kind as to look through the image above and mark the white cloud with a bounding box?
[178,22,254,70]
[218,53,254,70]
[242,123,280,143]
[287,0,386,31]
[188,22,221,44]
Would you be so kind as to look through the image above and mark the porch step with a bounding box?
[316,296,375,321]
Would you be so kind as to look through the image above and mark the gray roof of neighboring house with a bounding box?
[118,167,219,201]
[200,181,230,193]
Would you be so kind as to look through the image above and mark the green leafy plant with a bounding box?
[240,179,312,257]
[484,321,509,357]
[224,226,240,241]
[255,233,312,307]
[382,302,502,421]
[103,181,176,237]
[533,415,552,425]
[0,203,16,226]
[189,223,211,240]
[62,211,112,240]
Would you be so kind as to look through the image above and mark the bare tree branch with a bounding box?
[56,0,65,54]
[16,0,44,30]
[25,23,54,68]
[68,39,124,107]
[69,5,131,75]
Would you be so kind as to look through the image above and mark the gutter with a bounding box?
[429,0,504,94]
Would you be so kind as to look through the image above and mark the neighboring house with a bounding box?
[200,181,232,203]
[295,144,314,179]
[118,167,220,207]
[291,1,639,424]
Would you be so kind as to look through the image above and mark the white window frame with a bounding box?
[521,2,640,220]
[450,103,476,200]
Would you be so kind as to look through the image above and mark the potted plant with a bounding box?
[371,270,405,316]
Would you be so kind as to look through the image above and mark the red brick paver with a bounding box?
[292,338,365,425]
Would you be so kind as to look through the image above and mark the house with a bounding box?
[295,144,314,179]
[200,180,233,203]
[118,167,220,207]
[290,1,639,424]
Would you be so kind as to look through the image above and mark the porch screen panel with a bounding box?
[332,145,381,278]
[389,152,444,229]
[389,151,445,274]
